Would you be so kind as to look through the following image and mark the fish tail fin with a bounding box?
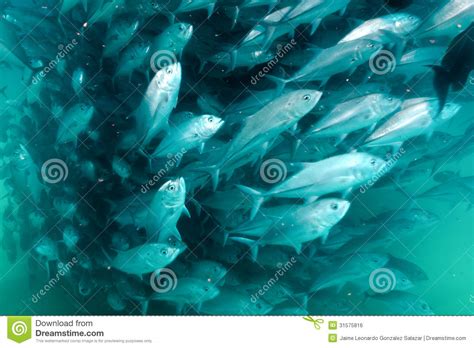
[266,75,288,93]
[221,228,229,246]
[230,6,239,29]
[235,185,266,220]
[195,165,220,191]
[137,147,153,170]
[229,236,259,261]
[262,25,276,50]
[189,197,202,216]
[100,246,113,263]
[207,2,216,18]
[429,65,450,113]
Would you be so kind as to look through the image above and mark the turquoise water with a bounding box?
[0,0,473,315]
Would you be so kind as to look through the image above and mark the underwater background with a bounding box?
[0,0,473,315]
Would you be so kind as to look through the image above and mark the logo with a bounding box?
[41,158,69,184]
[369,268,396,294]
[150,268,178,293]
[303,316,324,330]
[7,316,32,343]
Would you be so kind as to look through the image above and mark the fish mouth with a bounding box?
[178,177,186,190]
[339,201,351,216]
[185,25,194,39]
[215,118,225,129]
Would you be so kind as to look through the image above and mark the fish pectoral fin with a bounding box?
[293,243,302,254]
[334,134,348,147]
[182,205,191,218]
[341,187,352,199]
[309,18,322,36]
[199,142,205,154]
[304,196,319,204]
[235,185,266,220]
[229,236,259,261]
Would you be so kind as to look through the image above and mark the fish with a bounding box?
[87,0,125,27]
[145,178,189,243]
[364,99,461,150]
[103,18,141,58]
[200,287,273,315]
[311,253,390,292]
[72,67,86,95]
[151,114,224,160]
[150,277,220,313]
[183,260,228,286]
[113,40,151,83]
[416,0,474,39]
[174,0,217,19]
[368,291,435,315]
[56,103,95,147]
[150,23,193,60]
[268,39,383,88]
[386,255,429,282]
[339,13,421,43]
[238,152,387,219]
[62,225,80,251]
[229,198,351,257]
[134,62,182,147]
[108,241,184,275]
[201,89,322,190]
[430,22,474,112]
[308,93,402,144]
[112,156,132,182]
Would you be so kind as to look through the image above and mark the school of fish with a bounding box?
[0,0,473,315]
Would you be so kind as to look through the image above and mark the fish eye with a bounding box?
[207,116,214,123]
[204,287,209,292]
[351,57,356,62]
[168,184,176,191]
[388,97,393,101]
[330,203,338,210]
[160,248,168,256]
[179,24,185,31]
[303,94,311,101]
[370,158,377,165]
